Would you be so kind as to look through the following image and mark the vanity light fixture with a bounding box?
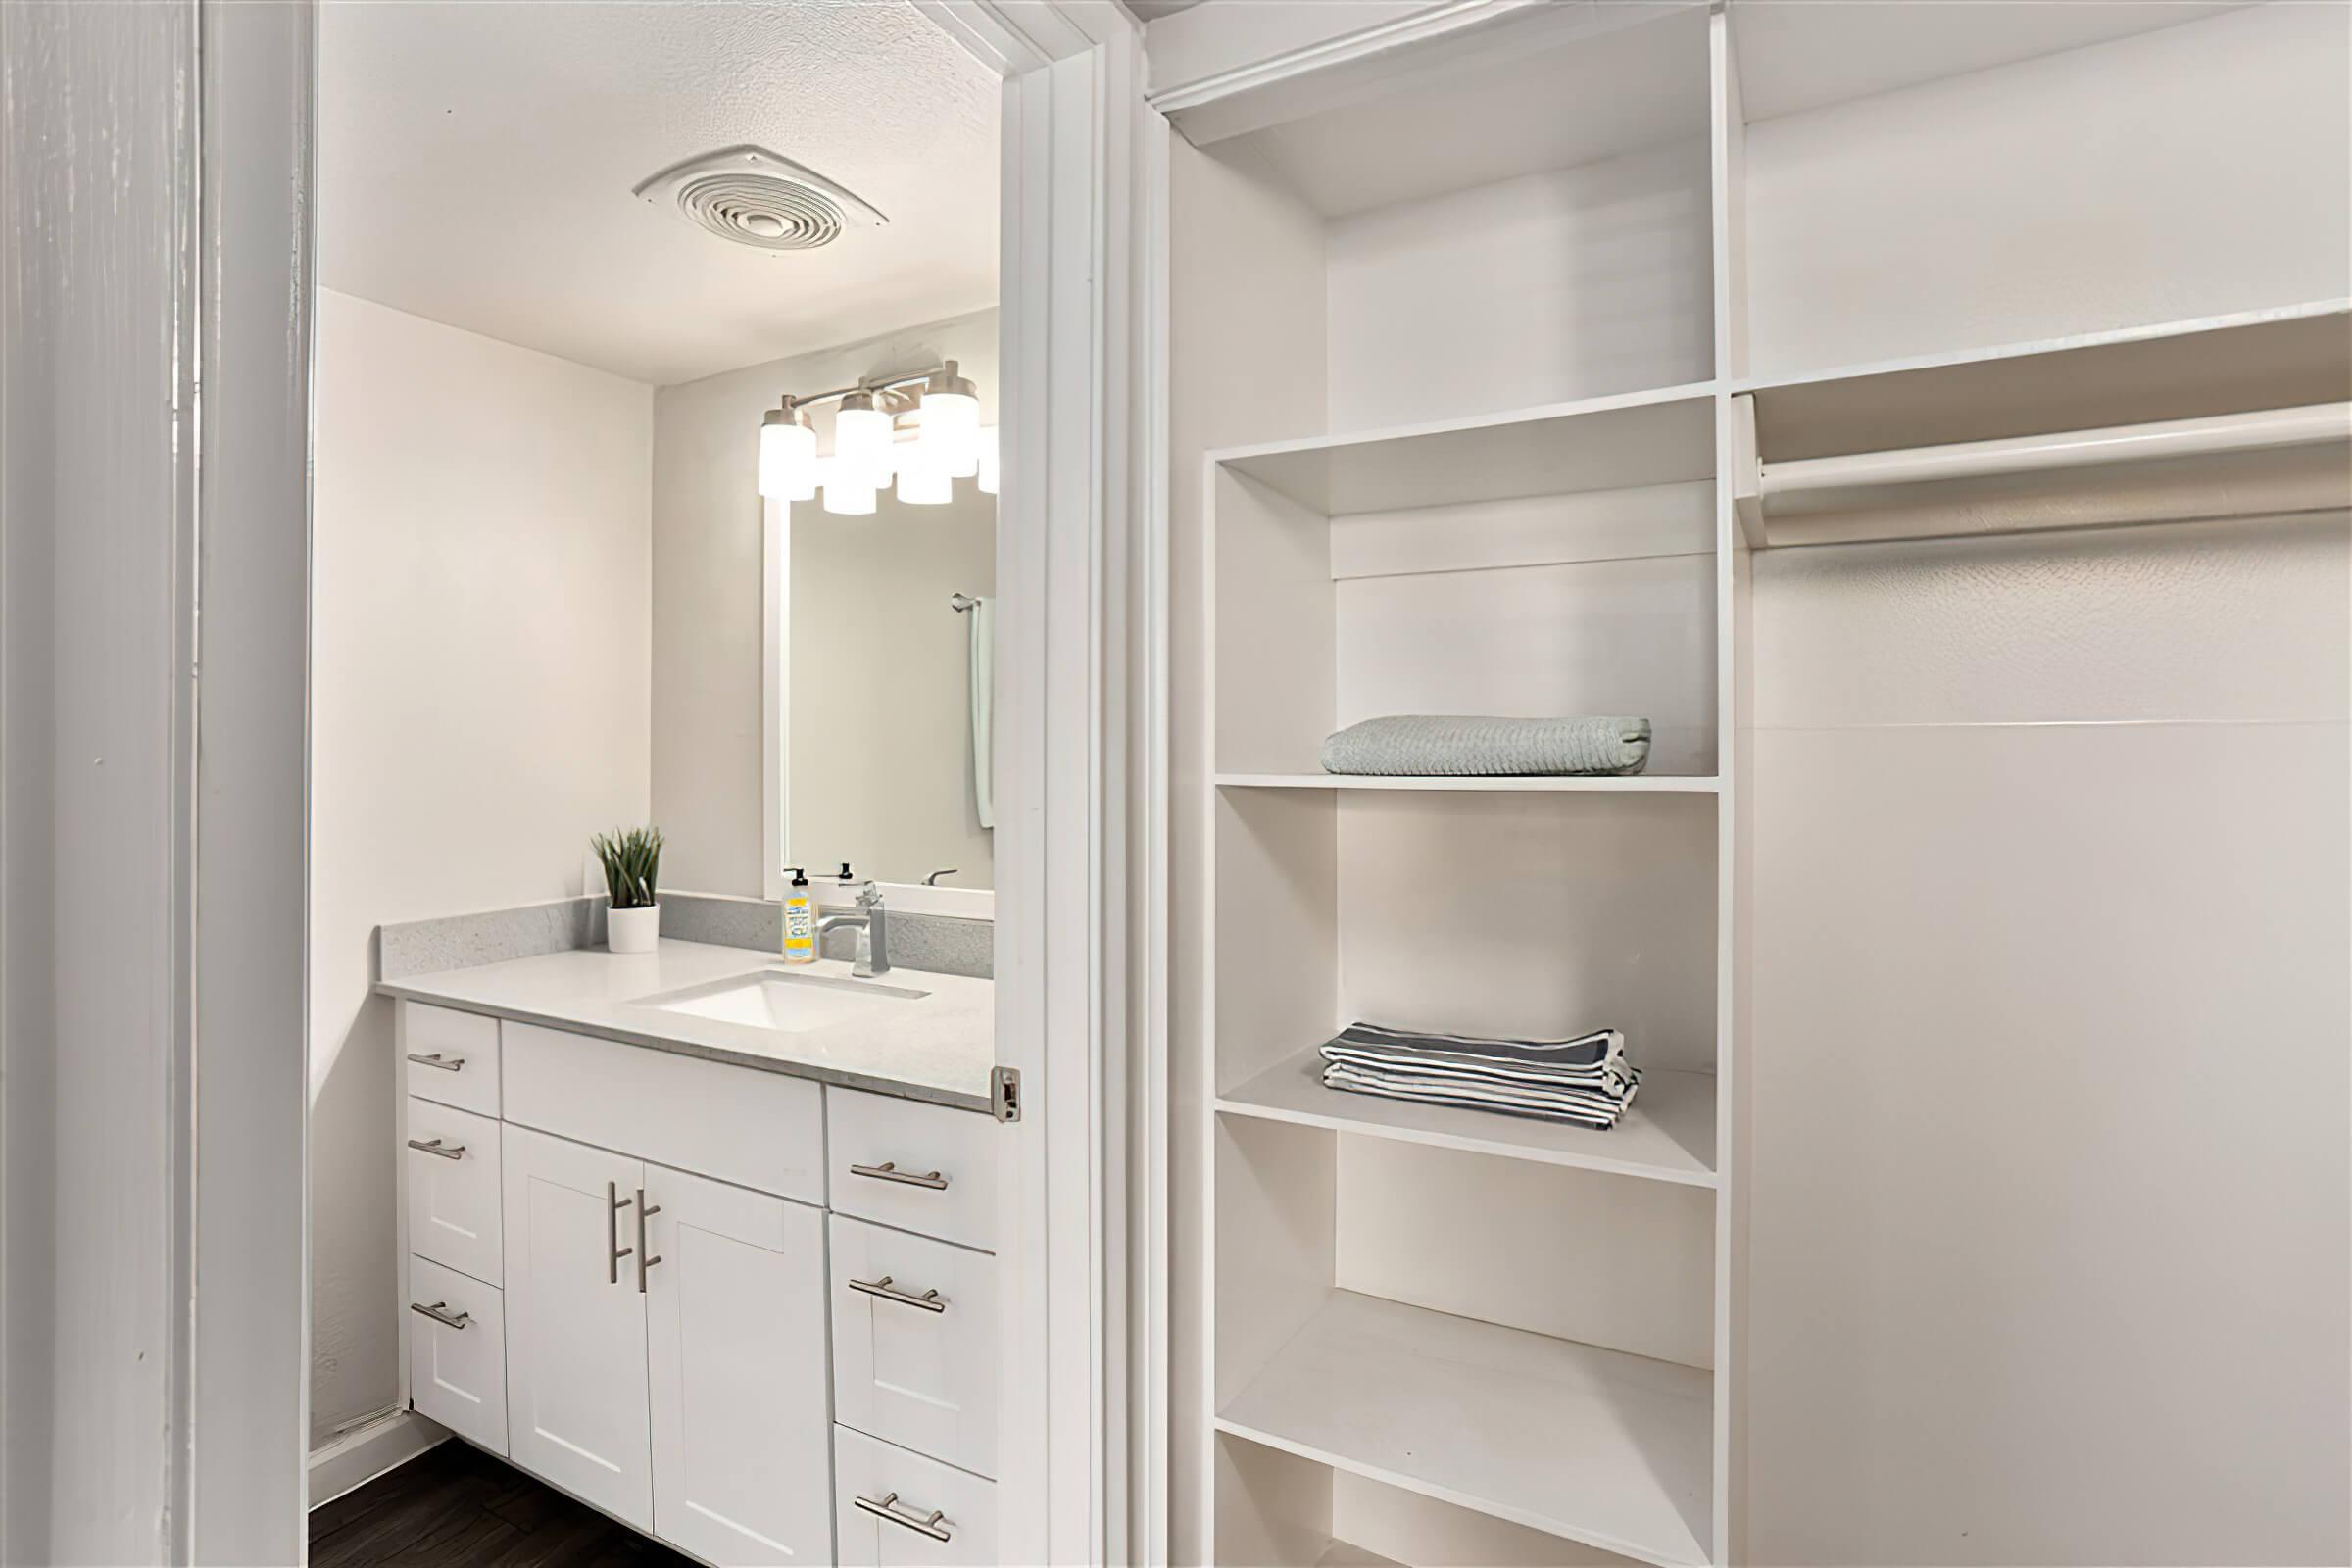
[756,358,1000,513]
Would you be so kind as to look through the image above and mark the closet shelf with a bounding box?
[1218,1049,1717,1187]
[1216,1291,1714,1568]
[1313,1544,1404,1568]
[1207,382,1718,515]
[1736,299,2351,462]
[1216,772,1720,795]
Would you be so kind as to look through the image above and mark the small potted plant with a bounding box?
[594,826,664,954]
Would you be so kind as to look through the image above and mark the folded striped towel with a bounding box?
[1318,1022,1639,1129]
[1319,715,1651,777]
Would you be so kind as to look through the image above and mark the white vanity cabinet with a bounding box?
[394,998,997,1568]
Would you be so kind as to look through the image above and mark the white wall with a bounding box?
[309,290,652,1444]
[651,309,997,895]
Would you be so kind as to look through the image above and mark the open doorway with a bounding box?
[306,4,1010,1557]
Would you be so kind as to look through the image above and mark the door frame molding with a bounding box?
[918,4,1166,1564]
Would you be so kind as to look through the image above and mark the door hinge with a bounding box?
[991,1065,1022,1123]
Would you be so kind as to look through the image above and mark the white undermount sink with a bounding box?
[635,968,931,1034]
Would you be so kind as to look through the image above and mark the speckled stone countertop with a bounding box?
[375,939,997,1113]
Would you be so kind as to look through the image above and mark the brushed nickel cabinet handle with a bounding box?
[607,1181,633,1285]
[407,1138,465,1160]
[853,1491,953,1543]
[405,1052,465,1072]
[409,1300,470,1331]
[848,1274,947,1313]
[850,1160,950,1191]
[635,1188,662,1293]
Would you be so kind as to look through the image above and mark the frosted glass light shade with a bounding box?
[814,455,875,516]
[821,475,877,516]
[834,397,895,487]
[919,389,981,478]
[976,426,999,496]
[759,410,817,501]
[895,452,951,505]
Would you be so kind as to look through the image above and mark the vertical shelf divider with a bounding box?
[1708,6,1752,1564]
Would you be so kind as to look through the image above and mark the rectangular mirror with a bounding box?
[774,472,996,892]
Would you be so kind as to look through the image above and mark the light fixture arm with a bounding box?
[775,362,952,415]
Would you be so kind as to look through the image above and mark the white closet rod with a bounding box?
[1761,401,2352,501]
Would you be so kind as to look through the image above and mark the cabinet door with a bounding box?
[645,1163,831,1567]
[502,1124,652,1529]
[830,1215,1000,1478]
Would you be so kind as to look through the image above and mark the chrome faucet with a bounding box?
[816,882,892,978]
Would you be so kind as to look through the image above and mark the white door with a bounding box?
[645,1162,832,1567]
[502,1123,653,1529]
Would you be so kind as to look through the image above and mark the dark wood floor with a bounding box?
[311,1439,697,1567]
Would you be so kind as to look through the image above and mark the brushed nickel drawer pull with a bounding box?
[848,1274,947,1313]
[850,1160,950,1191]
[607,1181,633,1285]
[405,1052,465,1072]
[407,1138,465,1160]
[853,1491,953,1543]
[409,1299,470,1331]
[635,1188,662,1293]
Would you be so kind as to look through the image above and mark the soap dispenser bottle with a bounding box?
[780,867,817,964]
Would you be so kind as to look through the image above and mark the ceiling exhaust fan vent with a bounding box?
[633,146,888,253]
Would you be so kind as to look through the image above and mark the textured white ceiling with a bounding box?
[319,1,1000,386]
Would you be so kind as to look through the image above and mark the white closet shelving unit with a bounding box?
[1173,2,2350,1564]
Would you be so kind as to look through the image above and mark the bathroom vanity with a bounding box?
[379,940,1003,1567]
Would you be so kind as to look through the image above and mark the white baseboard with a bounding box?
[307,1407,448,1510]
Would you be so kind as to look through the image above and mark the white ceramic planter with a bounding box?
[607,903,660,954]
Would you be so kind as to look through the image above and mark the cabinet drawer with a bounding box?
[401,1003,500,1115]
[405,1099,502,1286]
[833,1427,996,1567]
[830,1215,999,1478]
[502,1021,822,1203]
[407,1254,508,1454]
[827,1088,998,1251]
